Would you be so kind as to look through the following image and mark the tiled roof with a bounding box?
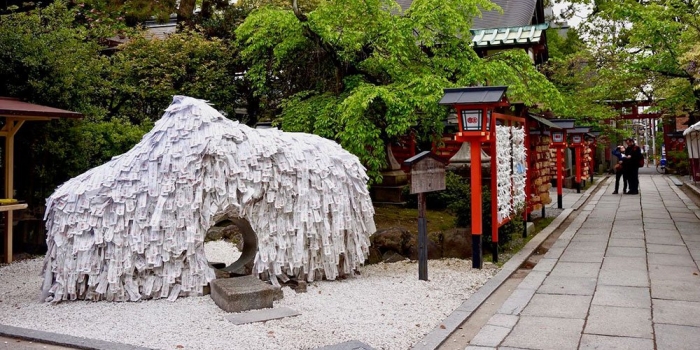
[471,23,548,48]
[395,0,538,29]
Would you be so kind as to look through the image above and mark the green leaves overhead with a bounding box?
[237,0,562,181]
[560,0,700,120]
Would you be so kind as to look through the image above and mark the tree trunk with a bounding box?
[177,0,197,29]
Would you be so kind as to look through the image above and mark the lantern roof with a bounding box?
[439,86,508,106]
[568,127,591,134]
[403,151,448,166]
[528,113,561,129]
[548,119,575,129]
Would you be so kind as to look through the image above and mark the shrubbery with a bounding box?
[404,171,523,247]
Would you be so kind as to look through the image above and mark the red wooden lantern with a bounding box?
[438,86,509,269]
[440,87,509,142]
[551,130,567,146]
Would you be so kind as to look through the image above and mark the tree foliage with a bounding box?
[0,1,242,207]
[237,0,563,181]
[557,0,700,123]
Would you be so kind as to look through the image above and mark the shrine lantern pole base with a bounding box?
[470,140,483,269]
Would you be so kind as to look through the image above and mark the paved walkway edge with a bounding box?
[411,176,609,350]
[0,324,152,350]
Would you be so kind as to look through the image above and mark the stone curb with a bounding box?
[0,324,152,350]
[411,175,609,350]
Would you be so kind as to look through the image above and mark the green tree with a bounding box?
[1,1,245,206]
[557,0,700,124]
[237,0,563,181]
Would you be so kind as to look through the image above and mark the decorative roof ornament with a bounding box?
[40,96,376,302]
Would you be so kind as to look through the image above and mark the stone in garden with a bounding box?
[224,306,301,325]
[440,228,473,259]
[369,227,442,263]
[210,276,279,313]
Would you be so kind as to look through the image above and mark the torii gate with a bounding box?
[602,99,663,169]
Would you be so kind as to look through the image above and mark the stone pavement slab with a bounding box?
[651,280,700,302]
[521,294,591,319]
[486,314,519,328]
[647,244,689,254]
[549,262,601,278]
[501,316,583,350]
[468,325,511,347]
[516,271,547,290]
[654,324,700,350]
[608,238,645,248]
[559,249,604,263]
[584,305,653,338]
[646,234,686,245]
[648,264,700,281]
[531,258,557,272]
[648,252,697,267]
[538,276,597,295]
[579,334,654,350]
[592,285,650,309]
[601,256,647,270]
[498,289,537,315]
[653,299,700,327]
[605,246,646,257]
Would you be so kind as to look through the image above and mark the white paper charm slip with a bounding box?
[41,96,376,303]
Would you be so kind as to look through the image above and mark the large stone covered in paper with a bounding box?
[41,96,376,302]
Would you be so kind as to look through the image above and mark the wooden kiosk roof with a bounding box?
[0,97,83,120]
[0,97,83,263]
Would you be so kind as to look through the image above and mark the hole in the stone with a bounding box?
[204,218,258,276]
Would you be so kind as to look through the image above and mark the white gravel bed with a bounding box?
[0,241,497,350]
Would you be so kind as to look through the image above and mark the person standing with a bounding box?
[623,138,643,194]
[611,145,627,194]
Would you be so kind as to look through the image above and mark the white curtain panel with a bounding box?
[41,96,376,302]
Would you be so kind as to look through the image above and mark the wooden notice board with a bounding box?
[408,156,446,194]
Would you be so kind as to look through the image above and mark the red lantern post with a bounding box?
[550,130,567,208]
[439,87,509,269]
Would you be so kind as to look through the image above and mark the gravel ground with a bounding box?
[0,242,497,350]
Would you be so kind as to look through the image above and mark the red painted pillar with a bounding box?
[557,147,563,209]
[470,140,483,269]
[576,146,582,193]
[490,133,498,263]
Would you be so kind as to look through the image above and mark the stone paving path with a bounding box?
[466,174,700,350]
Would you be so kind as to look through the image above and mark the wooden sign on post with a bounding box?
[403,151,447,281]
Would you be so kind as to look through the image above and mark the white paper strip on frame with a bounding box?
[496,125,512,222]
[41,96,376,303]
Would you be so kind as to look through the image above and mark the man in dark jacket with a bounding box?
[623,138,643,194]
[612,145,627,194]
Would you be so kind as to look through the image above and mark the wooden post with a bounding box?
[3,118,18,263]
[471,140,483,269]
[557,147,563,209]
[403,151,446,280]
[417,193,428,281]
